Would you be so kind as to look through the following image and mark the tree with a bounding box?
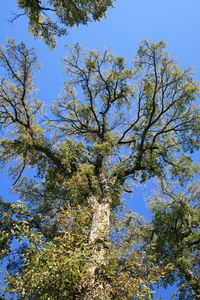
[147,181,200,299]
[0,39,199,299]
[12,0,115,47]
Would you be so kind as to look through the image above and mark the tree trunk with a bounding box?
[89,196,110,244]
[81,194,111,300]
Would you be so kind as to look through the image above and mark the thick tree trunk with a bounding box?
[81,193,111,300]
[89,196,110,244]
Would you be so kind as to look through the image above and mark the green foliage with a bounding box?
[0,40,199,298]
[147,181,200,299]
[5,205,92,299]
[14,0,115,47]
[0,198,13,259]
[4,205,165,299]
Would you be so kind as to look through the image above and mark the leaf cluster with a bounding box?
[15,0,115,47]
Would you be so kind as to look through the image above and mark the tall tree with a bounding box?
[0,39,199,299]
[12,0,115,47]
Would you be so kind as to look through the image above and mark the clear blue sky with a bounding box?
[0,0,200,299]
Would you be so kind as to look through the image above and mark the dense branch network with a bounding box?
[0,39,199,299]
[1,39,200,196]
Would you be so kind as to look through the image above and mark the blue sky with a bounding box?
[0,0,200,298]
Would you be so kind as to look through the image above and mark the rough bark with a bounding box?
[89,196,111,244]
[82,176,112,299]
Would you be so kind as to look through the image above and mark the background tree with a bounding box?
[0,39,200,299]
[147,181,200,299]
[12,0,115,47]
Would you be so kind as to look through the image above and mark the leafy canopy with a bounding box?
[0,39,200,299]
[4,204,166,299]
[13,0,115,47]
[147,181,200,299]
